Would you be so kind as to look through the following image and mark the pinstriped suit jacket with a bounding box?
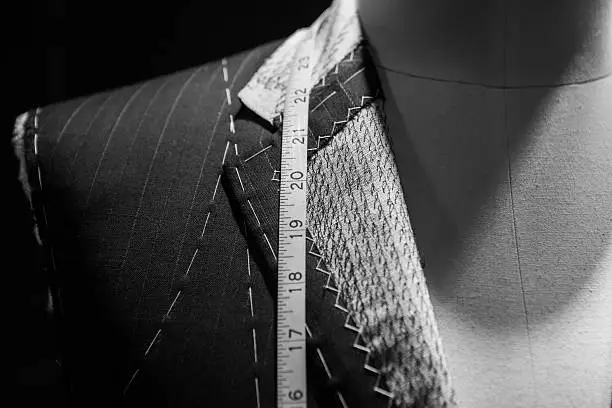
[14,0,462,405]
[13,38,400,407]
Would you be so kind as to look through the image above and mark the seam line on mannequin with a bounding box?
[376,64,612,90]
[504,90,537,406]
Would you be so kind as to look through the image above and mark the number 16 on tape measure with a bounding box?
[277,32,314,408]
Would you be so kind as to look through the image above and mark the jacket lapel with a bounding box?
[222,43,394,407]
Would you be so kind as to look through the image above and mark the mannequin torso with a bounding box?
[358,1,612,407]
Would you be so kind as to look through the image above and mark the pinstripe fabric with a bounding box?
[18,42,280,407]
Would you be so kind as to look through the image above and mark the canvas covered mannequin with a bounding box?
[357,0,612,407]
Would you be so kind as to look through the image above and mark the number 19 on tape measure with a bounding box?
[277,32,314,408]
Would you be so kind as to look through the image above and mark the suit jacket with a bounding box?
[13,1,455,406]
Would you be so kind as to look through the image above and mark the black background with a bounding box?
[10,0,330,403]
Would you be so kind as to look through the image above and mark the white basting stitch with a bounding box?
[234,142,239,155]
[263,233,277,261]
[222,60,229,82]
[185,249,199,276]
[310,250,323,258]
[233,148,277,265]
[212,174,222,201]
[315,76,326,88]
[245,221,261,408]
[255,377,261,408]
[247,200,261,226]
[244,145,272,162]
[201,211,212,237]
[248,287,254,318]
[222,140,231,165]
[334,293,349,313]
[252,329,258,364]
[342,66,364,85]
[305,324,350,408]
[344,313,360,332]
[166,291,182,317]
[34,108,40,154]
[374,377,394,399]
[230,114,236,134]
[360,95,373,106]
[338,392,349,408]
[223,59,235,135]
[306,95,376,154]
[235,167,245,191]
[311,91,337,112]
[324,284,338,293]
[317,347,333,378]
[123,368,140,395]
[347,106,360,117]
[145,329,162,356]
[125,60,238,396]
[271,170,281,182]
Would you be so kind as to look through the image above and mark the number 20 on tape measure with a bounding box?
[277,33,314,408]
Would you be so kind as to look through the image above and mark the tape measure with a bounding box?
[277,32,314,408]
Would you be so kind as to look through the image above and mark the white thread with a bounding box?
[125,61,234,395]
[305,324,349,407]
[222,60,229,82]
[264,233,277,261]
[201,211,211,238]
[166,291,182,317]
[123,368,140,395]
[212,174,221,201]
[311,91,337,112]
[343,66,364,85]
[186,249,199,275]
[244,145,272,162]
[234,167,245,191]
[230,114,236,134]
[247,200,261,226]
[222,140,230,165]
[145,329,162,356]
[255,377,261,408]
[245,222,261,408]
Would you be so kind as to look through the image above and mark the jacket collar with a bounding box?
[237,0,363,125]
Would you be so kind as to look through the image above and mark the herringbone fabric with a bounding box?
[308,100,456,407]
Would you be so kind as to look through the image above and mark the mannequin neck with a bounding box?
[356,0,612,88]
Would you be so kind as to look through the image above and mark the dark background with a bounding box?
[10,0,330,403]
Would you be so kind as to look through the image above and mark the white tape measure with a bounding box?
[277,32,314,408]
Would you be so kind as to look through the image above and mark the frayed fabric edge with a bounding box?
[12,108,54,314]
[13,110,43,246]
